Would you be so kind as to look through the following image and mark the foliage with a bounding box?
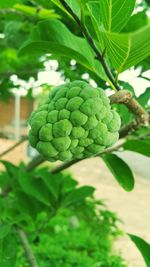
[129,234,150,267]
[0,163,126,266]
[0,0,149,99]
[0,0,150,266]
[102,153,134,191]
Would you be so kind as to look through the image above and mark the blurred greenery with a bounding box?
[0,163,126,266]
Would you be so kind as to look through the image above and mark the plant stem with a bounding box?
[0,136,28,158]
[25,155,45,171]
[59,0,120,91]
[51,158,83,174]
[16,226,39,267]
[50,140,125,174]
[109,90,149,127]
[119,121,138,138]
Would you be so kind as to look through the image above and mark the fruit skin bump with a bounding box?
[28,80,121,162]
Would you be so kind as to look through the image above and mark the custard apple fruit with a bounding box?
[29,81,121,162]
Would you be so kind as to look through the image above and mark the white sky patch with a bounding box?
[82,73,89,80]
[119,68,150,96]
[38,70,63,86]
[0,33,4,39]
[70,59,76,66]
[11,59,149,98]
[44,60,58,71]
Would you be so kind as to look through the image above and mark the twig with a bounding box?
[25,155,45,172]
[59,0,120,91]
[51,141,125,174]
[16,226,39,267]
[51,158,83,174]
[119,121,138,138]
[0,136,28,158]
[110,90,149,127]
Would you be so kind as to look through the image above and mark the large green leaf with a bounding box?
[51,0,81,18]
[18,169,51,206]
[0,233,17,267]
[87,1,150,72]
[38,168,78,206]
[87,0,136,33]
[123,140,150,157]
[0,0,21,8]
[129,234,150,267]
[62,186,95,206]
[19,19,107,80]
[102,153,134,191]
[14,4,60,19]
[15,191,45,220]
[101,25,150,72]
[123,11,149,32]
[0,160,18,189]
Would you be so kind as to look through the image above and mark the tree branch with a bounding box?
[51,140,125,174]
[0,136,28,158]
[25,155,45,172]
[110,90,149,127]
[59,0,120,91]
[16,226,39,267]
[119,120,138,138]
[51,158,83,174]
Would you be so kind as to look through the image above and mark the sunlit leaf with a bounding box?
[19,19,107,80]
[123,140,150,157]
[62,186,95,206]
[102,153,134,191]
[87,0,136,33]
[129,234,150,267]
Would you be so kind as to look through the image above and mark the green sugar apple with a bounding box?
[29,80,121,162]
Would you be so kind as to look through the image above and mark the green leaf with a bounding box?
[138,88,150,108]
[38,168,78,206]
[0,224,11,239]
[129,234,150,267]
[0,160,18,178]
[87,0,136,33]
[62,186,95,206]
[102,153,134,191]
[51,0,81,18]
[86,1,150,72]
[0,0,21,8]
[123,11,149,32]
[0,160,18,188]
[19,19,107,81]
[123,140,150,157]
[101,25,150,72]
[18,169,51,206]
[15,191,45,220]
[0,233,17,267]
[14,4,60,19]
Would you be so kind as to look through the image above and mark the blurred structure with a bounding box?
[0,93,34,166]
[0,95,33,140]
